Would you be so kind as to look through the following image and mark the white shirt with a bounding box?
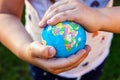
[25,0,113,78]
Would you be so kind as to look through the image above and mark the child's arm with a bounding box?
[39,0,120,33]
[0,0,90,74]
[98,7,120,33]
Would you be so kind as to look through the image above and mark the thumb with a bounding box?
[29,41,56,59]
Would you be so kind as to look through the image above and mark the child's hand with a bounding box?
[22,41,90,74]
[39,0,104,32]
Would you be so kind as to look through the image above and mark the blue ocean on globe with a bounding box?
[41,21,86,58]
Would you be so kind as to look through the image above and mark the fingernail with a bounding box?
[85,45,91,52]
[47,19,54,24]
[38,22,44,27]
[49,47,55,57]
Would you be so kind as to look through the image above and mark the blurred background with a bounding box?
[0,0,120,80]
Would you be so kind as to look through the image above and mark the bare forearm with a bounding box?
[0,14,33,59]
[98,7,120,33]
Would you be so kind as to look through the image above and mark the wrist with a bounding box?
[77,4,103,32]
[97,8,110,31]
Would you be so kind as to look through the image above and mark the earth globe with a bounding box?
[41,21,86,58]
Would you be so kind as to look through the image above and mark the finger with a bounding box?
[47,9,76,25]
[84,45,91,52]
[38,1,67,28]
[63,45,91,69]
[29,41,56,59]
[55,45,91,69]
[50,50,87,69]
[34,49,85,74]
[45,4,75,23]
[52,45,91,74]
[53,50,89,74]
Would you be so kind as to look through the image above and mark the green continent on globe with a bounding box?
[52,22,80,51]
